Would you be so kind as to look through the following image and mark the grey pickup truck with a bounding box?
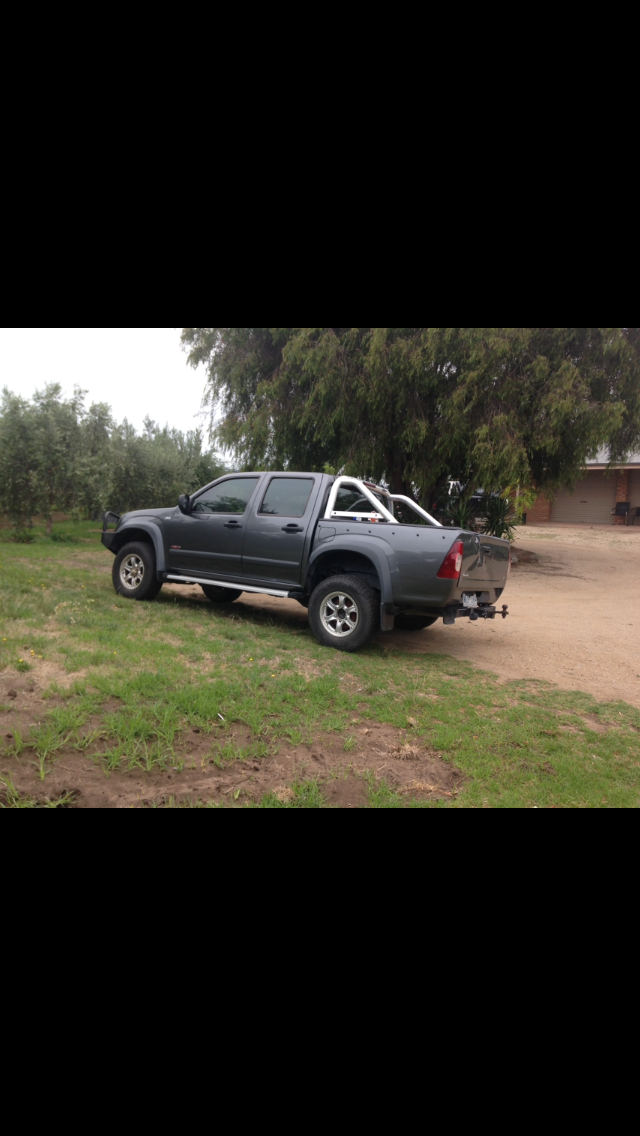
[102,472,510,652]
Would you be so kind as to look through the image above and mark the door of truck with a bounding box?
[164,476,261,579]
[241,475,323,586]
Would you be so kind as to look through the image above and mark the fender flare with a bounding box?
[113,522,166,575]
[306,536,398,605]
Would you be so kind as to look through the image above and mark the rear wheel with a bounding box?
[113,542,162,601]
[308,574,378,653]
[201,584,243,604]
[394,615,438,631]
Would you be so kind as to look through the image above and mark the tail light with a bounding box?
[438,540,464,580]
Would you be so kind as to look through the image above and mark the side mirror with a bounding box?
[178,494,191,515]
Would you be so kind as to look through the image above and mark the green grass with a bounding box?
[1,522,640,807]
[0,775,75,808]
[0,518,92,546]
[249,781,330,808]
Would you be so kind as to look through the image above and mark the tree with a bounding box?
[107,418,227,514]
[182,327,640,502]
[31,384,85,535]
[0,387,227,527]
[77,401,114,520]
[0,389,39,530]
[181,329,305,471]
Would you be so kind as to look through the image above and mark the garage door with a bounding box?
[629,470,640,508]
[551,472,617,524]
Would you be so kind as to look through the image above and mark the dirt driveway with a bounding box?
[222,524,640,709]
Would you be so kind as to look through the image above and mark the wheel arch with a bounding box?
[306,542,393,604]
[112,524,165,575]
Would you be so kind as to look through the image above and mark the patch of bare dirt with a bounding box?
[61,557,110,572]
[336,672,367,696]
[3,657,86,690]
[509,547,584,578]
[579,714,609,734]
[320,776,368,808]
[511,547,540,565]
[162,585,211,603]
[230,528,640,709]
[295,657,328,682]
[0,718,462,808]
[1,675,57,745]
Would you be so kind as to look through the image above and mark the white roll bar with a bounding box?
[324,477,442,528]
[389,494,442,528]
[325,477,396,522]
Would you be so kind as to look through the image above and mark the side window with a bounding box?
[259,478,314,518]
[192,478,259,515]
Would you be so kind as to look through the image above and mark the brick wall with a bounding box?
[527,494,552,523]
[614,469,630,526]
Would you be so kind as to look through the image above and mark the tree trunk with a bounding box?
[46,490,54,537]
[391,471,415,502]
[387,453,414,500]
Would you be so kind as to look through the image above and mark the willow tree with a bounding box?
[182,327,640,502]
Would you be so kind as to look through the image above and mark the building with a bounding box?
[527,450,640,525]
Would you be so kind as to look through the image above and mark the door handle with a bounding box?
[282,524,304,533]
[482,545,493,554]
[224,521,242,529]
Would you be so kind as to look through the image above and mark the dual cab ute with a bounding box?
[102,472,510,652]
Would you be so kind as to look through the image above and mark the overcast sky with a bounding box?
[0,327,211,437]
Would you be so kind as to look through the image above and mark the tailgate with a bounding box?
[458,533,510,589]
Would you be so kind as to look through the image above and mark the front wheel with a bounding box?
[201,585,243,604]
[394,615,438,631]
[308,574,378,653]
[113,542,162,601]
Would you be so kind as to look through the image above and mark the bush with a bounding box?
[50,533,80,544]
[12,530,36,544]
[447,496,476,530]
[482,496,516,542]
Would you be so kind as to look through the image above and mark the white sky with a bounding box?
[0,327,211,437]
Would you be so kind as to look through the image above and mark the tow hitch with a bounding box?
[443,604,509,626]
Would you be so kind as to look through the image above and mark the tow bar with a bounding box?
[443,604,509,626]
[470,604,509,622]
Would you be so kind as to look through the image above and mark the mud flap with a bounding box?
[381,604,396,632]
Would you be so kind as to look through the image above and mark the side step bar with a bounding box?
[166,574,291,599]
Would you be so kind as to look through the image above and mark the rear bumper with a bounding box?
[383,600,509,630]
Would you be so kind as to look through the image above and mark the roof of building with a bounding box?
[586,449,640,468]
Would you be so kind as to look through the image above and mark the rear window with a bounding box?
[336,485,390,514]
[259,478,314,518]
[393,500,430,526]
